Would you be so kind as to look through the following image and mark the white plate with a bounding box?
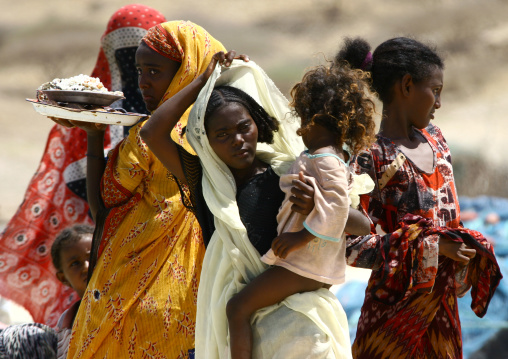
[27,99,147,126]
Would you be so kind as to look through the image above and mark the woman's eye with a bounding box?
[136,68,142,76]
[149,69,159,76]
[217,132,227,138]
[70,260,81,267]
[240,124,250,132]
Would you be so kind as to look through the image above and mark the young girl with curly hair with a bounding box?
[225,62,377,359]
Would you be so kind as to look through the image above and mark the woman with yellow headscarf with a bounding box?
[65,21,226,358]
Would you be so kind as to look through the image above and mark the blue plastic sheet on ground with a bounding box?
[334,196,508,358]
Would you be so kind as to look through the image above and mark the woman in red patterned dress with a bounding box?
[336,38,502,358]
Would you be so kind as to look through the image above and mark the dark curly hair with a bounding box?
[204,86,279,144]
[51,224,94,271]
[290,65,376,155]
[335,37,444,103]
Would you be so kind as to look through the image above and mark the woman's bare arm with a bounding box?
[51,118,107,222]
[84,129,107,221]
[140,76,207,184]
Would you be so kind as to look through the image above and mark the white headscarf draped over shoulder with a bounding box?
[188,61,352,359]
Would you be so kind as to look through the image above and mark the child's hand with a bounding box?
[289,171,315,215]
[272,229,314,259]
[438,237,476,264]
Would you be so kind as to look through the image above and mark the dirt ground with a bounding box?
[1,0,508,229]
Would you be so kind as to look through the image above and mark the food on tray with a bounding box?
[37,74,123,102]
[29,75,136,123]
[38,74,122,94]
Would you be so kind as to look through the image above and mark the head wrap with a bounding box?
[91,4,166,119]
[141,25,182,63]
[140,20,226,153]
[91,4,166,91]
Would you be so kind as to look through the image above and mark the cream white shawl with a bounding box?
[188,61,352,359]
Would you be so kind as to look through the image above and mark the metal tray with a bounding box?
[27,99,146,126]
[41,90,125,106]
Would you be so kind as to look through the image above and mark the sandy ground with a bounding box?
[0,0,507,323]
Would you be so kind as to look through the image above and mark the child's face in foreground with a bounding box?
[206,103,259,172]
[56,236,92,298]
[135,42,181,112]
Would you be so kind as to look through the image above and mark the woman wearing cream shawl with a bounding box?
[65,21,225,358]
[187,61,352,358]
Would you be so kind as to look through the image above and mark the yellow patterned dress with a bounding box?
[67,21,225,359]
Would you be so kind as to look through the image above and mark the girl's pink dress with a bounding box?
[262,151,352,285]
